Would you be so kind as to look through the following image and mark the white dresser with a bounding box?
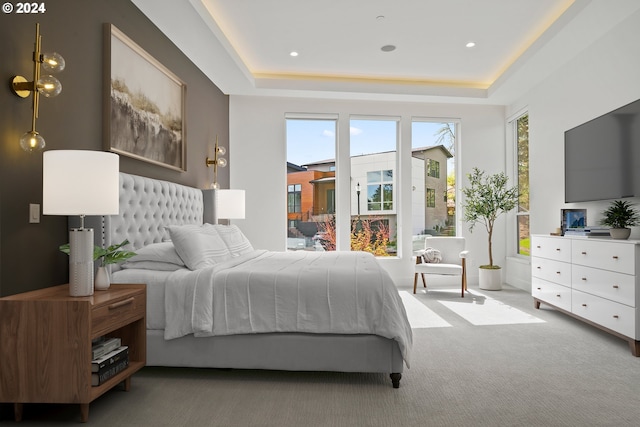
[531,234,640,355]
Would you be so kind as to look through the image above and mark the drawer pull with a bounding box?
[555,248,561,252]
[581,251,587,255]
[536,245,541,249]
[613,285,619,289]
[108,297,135,310]
[612,256,619,260]
[537,287,542,290]
[582,304,587,307]
[581,277,587,281]
[613,315,619,319]
[556,294,561,298]
[556,271,561,275]
[536,266,541,269]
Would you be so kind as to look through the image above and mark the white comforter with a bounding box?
[164,250,412,365]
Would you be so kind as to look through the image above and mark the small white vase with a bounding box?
[95,266,111,291]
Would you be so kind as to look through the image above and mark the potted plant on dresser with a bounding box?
[461,168,518,290]
[600,200,640,240]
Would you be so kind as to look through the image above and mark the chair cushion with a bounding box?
[415,263,462,276]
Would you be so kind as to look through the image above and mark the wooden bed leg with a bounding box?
[390,373,402,388]
[14,403,23,422]
[629,339,640,357]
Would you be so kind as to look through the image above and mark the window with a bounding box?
[516,114,530,255]
[286,117,337,251]
[411,120,457,236]
[426,188,436,208]
[350,118,398,255]
[367,170,393,211]
[427,159,440,178]
[287,184,301,213]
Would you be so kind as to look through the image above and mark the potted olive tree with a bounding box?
[600,200,639,240]
[462,168,518,290]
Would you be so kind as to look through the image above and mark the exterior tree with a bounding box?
[461,168,518,268]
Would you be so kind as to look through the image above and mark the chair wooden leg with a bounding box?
[421,273,426,288]
[461,259,467,298]
[413,273,418,294]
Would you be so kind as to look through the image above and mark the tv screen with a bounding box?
[565,98,640,203]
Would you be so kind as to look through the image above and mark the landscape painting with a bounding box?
[105,24,186,171]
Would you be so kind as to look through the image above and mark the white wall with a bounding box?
[229,96,505,287]
[506,6,640,291]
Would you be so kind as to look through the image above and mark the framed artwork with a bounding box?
[104,24,186,171]
[561,208,587,235]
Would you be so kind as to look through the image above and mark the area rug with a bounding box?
[437,289,545,326]
[399,291,452,328]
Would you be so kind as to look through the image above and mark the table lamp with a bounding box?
[203,189,245,224]
[43,150,119,296]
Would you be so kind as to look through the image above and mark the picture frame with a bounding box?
[104,24,186,171]
[561,208,587,235]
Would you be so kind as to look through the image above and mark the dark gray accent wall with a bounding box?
[0,0,229,296]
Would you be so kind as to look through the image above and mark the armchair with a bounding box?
[414,236,468,297]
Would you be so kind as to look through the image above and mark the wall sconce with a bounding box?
[205,135,227,189]
[10,23,65,153]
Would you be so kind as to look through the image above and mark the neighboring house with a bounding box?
[287,146,453,246]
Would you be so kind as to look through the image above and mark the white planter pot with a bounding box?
[609,228,631,240]
[479,267,502,290]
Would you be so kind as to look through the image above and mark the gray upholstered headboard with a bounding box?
[79,172,209,271]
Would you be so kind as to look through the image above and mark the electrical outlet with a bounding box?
[29,203,40,223]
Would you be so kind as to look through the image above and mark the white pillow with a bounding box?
[212,224,254,256]
[167,224,232,270]
[128,242,185,266]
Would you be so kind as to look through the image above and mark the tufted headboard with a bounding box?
[79,173,208,272]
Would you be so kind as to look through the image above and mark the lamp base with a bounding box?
[69,228,94,297]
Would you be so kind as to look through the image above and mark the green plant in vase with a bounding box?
[600,200,639,240]
[60,240,136,290]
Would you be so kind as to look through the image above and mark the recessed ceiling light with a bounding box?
[466,42,476,48]
[381,45,396,52]
[290,51,299,57]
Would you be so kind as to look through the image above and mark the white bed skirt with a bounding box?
[146,329,404,374]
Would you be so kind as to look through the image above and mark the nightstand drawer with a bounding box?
[572,289,635,338]
[531,236,571,263]
[571,239,635,274]
[92,291,145,337]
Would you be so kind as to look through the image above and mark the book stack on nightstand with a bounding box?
[91,338,129,386]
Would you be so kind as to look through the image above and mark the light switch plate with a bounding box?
[29,203,40,224]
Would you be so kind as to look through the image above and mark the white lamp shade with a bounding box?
[43,150,119,216]
[216,189,245,219]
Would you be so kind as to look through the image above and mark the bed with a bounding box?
[90,172,411,388]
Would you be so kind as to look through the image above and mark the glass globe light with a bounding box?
[216,146,226,156]
[41,52,66,73]
[37,75,62,97]
[217,158,227,168]
[19,131,46,152]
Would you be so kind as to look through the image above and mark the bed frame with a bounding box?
[88,173,404,387]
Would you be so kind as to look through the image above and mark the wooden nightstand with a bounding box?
[0,283,146,422]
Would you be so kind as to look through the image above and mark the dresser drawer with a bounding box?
[572,265,635,306]
[572,289,636,338]
[92,291,145,337]
[532,257,571,287]
[531,236,571,262]
[532,277,571,312]
[571,239,635,274]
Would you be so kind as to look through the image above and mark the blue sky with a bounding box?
[286,119,454,166]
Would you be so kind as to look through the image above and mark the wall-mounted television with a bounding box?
[565,98,640,203]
